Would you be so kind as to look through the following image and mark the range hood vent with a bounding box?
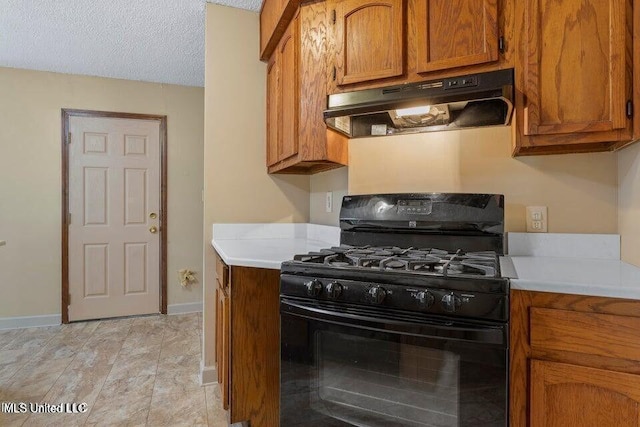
[324,69,514,138]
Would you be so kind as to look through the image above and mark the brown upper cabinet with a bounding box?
[326,0,510,93]
[266,3,348,174]
[414,0,499,73]
[260,0,301,60]
[267,17,300,167]
[513,0,636,155]
[331,0,405,85]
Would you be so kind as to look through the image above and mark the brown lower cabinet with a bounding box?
[510,290,640,427]
[214,251,281,426]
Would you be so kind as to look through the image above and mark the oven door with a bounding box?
[280,297,508,427]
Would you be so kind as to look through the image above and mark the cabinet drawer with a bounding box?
[215,253,229,289]
[530,308,640,362]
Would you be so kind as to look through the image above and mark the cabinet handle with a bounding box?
[332,9,336,24]
[627,100,634,119]
[498,36,505,54]
[332,66,337,81]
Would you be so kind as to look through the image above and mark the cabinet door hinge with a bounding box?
[627,100,634,118]
[332,66,337,81]
[332,10,336,24]
[498,36,505,53]
[67,132,72,144]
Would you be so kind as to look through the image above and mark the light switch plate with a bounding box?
[526,206,548,233]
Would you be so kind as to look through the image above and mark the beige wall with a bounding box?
[0,67,204,318]
[310,168,349,226]
[344,126,619,234]
[618,143,640,266]
[202,4,310,370]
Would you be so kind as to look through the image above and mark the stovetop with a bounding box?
[291,245,501,279]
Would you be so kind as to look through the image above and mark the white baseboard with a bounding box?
[200,361,218,386]
[0,314,61,330]
[0,302,202,330]
[167,301,203,315]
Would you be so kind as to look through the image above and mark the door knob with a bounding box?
[149,226,158,234]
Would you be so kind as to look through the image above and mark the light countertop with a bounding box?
[211,223,340,270]
[211,228,640,299]
[502,256,640,300]
[503,233,640,300]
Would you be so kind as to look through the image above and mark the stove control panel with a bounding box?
[281,274,507,321]
[397,199,432,215]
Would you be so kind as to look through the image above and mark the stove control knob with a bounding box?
[368,286,387,304]
[326,282,343,299]
[305,280,323,297]
[416,291,435,309]
[441,292,462,312]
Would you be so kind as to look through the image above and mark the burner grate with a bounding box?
[293,245,499,278]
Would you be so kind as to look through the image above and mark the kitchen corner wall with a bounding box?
[618,143,640,266]
[202,4,310,371]
[310,168,349,225]
[0,67,204,318]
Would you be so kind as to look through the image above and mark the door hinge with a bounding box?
[498,36,505,53]
[67,132,72,144]
[627,100,634,118]
[332,66,337,81]
[332,10,336,24]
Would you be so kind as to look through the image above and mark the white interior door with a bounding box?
[68,116,161,321]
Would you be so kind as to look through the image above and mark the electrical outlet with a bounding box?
[326,192,333,213]
[526,206,548,233]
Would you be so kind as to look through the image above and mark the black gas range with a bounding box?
[280,193,508,427]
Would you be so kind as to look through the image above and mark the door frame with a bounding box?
[61,109,168,323]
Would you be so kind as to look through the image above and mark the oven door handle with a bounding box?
[281,298,506,346]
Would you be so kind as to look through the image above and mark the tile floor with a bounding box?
[0,313,228,426]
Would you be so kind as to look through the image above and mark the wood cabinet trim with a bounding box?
[228,266,281,425]
[215,253,229,289]
[530,307,640,363]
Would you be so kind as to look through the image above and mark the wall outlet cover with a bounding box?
[526,206,548,233]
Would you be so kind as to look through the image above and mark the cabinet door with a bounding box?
[266,55,280,167]
[523,0,631,136]
[220,287,230,410]
[415,0,498,73]
[215,287,222,384]
[531,360,640,427]
[278,20,299,161]
[333,0,404,85]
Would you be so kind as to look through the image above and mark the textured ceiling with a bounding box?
[0,0,261,87]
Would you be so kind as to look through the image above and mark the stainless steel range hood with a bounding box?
[324,69,514,138]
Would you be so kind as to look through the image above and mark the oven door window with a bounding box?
[281,306,507,427]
